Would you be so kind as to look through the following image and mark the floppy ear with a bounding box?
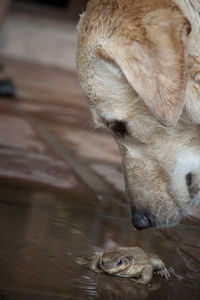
[107,8,191,127]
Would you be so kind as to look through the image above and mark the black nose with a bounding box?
[131,206,154,230]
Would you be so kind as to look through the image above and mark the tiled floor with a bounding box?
[0,3,199,300]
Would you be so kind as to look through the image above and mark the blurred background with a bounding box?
[0,0,87,80]
[0,0,125,193]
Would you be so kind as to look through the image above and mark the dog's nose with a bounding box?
[131,206,154,230]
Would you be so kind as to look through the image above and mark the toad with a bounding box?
[89,247,170,284]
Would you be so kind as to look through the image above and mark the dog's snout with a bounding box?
[131,206,154,230]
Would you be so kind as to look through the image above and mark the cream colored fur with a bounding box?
[77,0,200,227]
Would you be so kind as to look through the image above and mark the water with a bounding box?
[0,184,199,299]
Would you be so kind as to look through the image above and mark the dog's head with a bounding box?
[77,0,200,229]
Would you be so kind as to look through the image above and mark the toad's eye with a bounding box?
[101,260,105,266]
[109,121,127,138]
[116,259,123,266]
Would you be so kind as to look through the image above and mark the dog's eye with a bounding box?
[186,173,192,186]
[109,121,127,138]
[185,20,192,36]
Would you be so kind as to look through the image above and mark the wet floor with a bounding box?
[0,184,200,300]
[0,3,200,299]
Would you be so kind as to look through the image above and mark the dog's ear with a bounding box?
[107,8,191,127]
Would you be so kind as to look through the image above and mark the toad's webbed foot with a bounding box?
[156,268,170,280]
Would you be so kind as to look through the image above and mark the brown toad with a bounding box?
[89,247,170,284]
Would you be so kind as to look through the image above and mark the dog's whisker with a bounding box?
[78,120,98,138]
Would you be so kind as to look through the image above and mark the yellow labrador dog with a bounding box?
[77,0,200,229]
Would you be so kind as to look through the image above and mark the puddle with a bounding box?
[0,184,199,299]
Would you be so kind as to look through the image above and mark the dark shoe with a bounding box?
[0,79,16,97]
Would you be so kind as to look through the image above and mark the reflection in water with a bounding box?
[79,275,99,298]
[79,272,161,300]
[177,247,200,287]
[0,185,200,299]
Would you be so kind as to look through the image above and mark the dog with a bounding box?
[77,0,200,229]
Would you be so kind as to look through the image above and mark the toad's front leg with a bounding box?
[134,265,153,284]
[88,252,104,273]
[148,253,170,280]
